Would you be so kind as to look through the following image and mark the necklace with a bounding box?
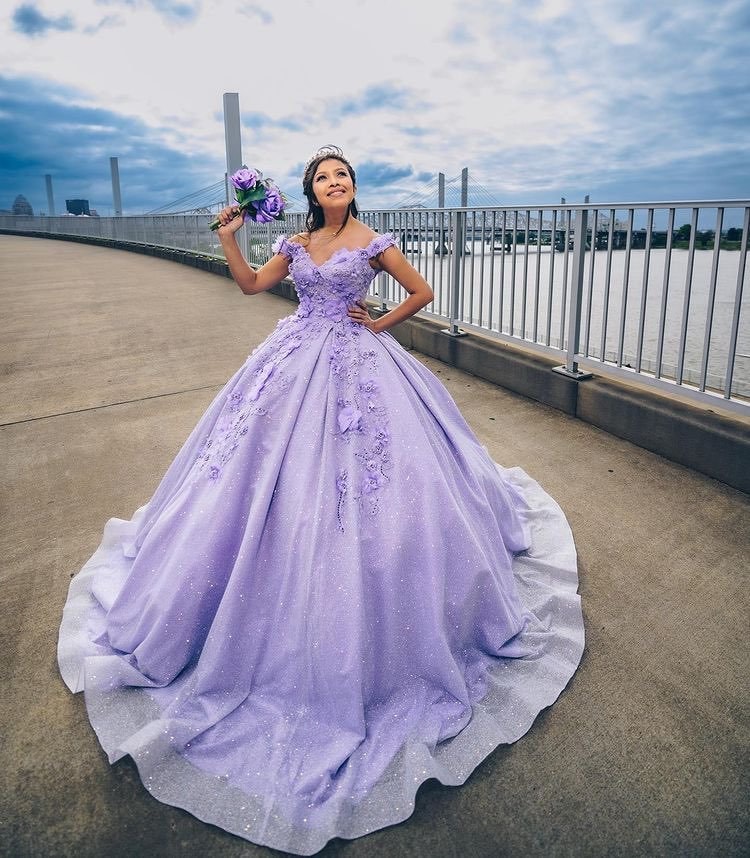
[318,226,345,241]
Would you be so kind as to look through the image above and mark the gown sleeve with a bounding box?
[272,235,297,260]
[367,232,397,258]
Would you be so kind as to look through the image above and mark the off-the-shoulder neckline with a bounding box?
[284,232,394,269]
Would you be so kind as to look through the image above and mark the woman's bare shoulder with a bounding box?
[351,223,379,244]
[288,232,310,246]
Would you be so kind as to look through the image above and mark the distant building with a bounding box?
[66,199,90,216]
[12,194,33,216]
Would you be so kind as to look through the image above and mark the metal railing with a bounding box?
[2,199,748,414]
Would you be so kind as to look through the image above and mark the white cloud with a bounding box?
[1,0,748,210]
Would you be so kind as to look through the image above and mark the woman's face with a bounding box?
[311,158,355,210]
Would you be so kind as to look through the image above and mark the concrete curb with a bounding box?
[4,228,747,494]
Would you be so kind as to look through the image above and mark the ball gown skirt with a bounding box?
[57,233,585,855]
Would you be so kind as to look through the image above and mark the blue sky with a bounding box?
[1,0,748,214]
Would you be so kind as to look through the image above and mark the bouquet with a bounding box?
[209,166,286,230]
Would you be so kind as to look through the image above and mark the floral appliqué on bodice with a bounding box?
[193,232,398,532]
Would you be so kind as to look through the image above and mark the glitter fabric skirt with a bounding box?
[57,312,585,855]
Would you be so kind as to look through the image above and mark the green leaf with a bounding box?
[237,186,268,203]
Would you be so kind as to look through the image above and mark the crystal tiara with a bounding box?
[303,145,347,173]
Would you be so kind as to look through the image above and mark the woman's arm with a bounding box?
[216,207,291,296]
[368,247,434,334]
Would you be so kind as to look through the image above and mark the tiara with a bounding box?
[303,144,346,172]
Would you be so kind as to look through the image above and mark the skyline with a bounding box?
[1,0,749,215]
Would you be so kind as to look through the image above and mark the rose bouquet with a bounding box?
[209,166,286,230]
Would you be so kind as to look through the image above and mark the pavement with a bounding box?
[1,234,748,858]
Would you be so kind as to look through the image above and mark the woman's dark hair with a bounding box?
[302,145,358,237]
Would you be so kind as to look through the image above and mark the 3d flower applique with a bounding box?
[361,471,387,494]
[194,325,310,482]
[228,390,244,412]
[323,297,348,319]
[338,404,362,434]
[361,348,379,372]
[372,423,391,453]
[247,361,275,401]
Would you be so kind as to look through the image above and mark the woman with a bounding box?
[58,145,584,855]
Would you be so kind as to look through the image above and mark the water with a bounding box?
[399,241,749,400]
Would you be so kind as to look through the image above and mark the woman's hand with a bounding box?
[216,205,245,239]
[348,299,378,332]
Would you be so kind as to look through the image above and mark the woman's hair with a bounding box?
[302,145,358,237]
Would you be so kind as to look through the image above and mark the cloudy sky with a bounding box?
[1,0,748,214]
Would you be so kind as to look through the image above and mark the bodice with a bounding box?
[272,232,396,321]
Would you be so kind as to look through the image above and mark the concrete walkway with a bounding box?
[1,234,747,857]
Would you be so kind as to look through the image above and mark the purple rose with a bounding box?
[231,167,260,190]
[252,184,284,223]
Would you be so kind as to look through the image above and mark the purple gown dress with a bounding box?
[58,232,585,855]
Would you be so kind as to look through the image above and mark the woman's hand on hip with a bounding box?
[348,299,378,332]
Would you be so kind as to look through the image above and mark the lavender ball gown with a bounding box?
[58,232,585,855]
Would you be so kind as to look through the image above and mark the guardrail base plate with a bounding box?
[552,365,593,380]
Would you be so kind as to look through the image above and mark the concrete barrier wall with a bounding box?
[4,228,748,495]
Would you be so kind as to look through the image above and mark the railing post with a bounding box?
[378,210,389,310]
[442,169,469,338]
[442,208,468,337]
[553,202,592,379]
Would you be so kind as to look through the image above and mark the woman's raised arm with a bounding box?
[216,205,290,295]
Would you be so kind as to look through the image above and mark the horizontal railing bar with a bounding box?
[355,200,750,213]
[5,198,750,218]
